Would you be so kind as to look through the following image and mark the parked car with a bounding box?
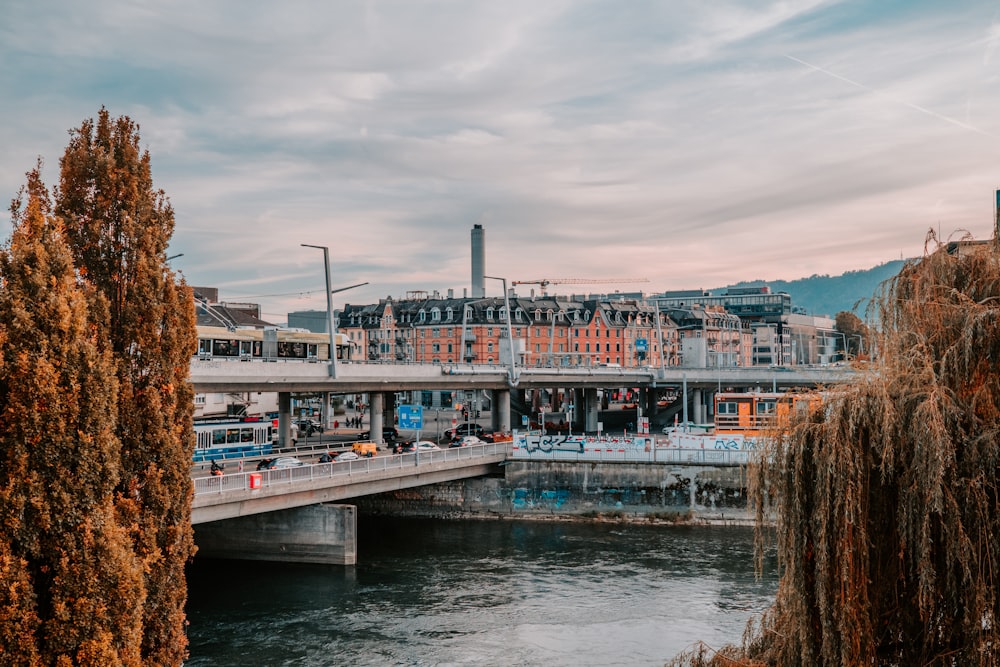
[359,426,399,442]
[334,451,360,462]
[264,456,305,469]
[444,423,485,439]
[450,435,484,448]
[403,440,441,453]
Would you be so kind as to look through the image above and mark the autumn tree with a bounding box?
[55,110,198,665]
[670,230,1000,665]
[0,164,144,665]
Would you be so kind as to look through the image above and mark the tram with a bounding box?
[192,418,275,462]
[195,325,356,362]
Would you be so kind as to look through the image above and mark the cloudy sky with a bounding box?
[3,1,999,322]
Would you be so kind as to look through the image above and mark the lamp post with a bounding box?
[850,334,864,357]
[302,244,337,378]
[484,275,518,386]
[834,332,848,363]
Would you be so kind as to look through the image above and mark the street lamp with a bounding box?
[850,334,864,357]
[484,275,518,386]
[301,244,337,378]
[833,332,848,362]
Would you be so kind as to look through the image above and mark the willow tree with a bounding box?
[0,165,144,665]
[670,231,1000,666]
[55,110,197,665]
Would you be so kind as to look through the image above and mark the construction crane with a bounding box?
[511,277,649,296]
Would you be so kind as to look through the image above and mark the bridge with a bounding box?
[188,360,854,564]
[191,442,508,524]
[189,437,756,565]
[190,358,854,394]
[190,357,854,447]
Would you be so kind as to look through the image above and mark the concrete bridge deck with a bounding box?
[191,443,508,524]
[190,358,855,394]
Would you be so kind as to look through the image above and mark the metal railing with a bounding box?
[508,445,755,466]
[193,441,510,496]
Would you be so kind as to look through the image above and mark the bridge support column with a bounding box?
[692,389,705,425]
[644,388,657,426]
[572,388,585,432]
[193,504,357,565]
[277,392,294,448]
[584,387,599,433]
[491,389,510,432]
[370,393,384,444]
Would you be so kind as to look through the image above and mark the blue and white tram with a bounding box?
[193,419,274,462]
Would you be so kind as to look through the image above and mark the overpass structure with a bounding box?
[190,357,855,447]
[188,360,856,565]
[190,358,853,395]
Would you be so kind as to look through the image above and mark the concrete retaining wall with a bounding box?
[354,461,749,520]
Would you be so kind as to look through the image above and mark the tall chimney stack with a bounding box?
[471,224,485,298]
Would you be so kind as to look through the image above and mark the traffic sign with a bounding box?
[398,404,424,430]
[636,338,648,353]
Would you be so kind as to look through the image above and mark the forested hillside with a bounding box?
[718,259,907,317]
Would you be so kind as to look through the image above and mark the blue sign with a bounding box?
[398,405,423,430]
[635,338,648,353]
[522,414,529,426]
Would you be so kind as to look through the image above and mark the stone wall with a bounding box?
[353,461,750,521]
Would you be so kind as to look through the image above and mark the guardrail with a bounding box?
[192,441,510,496]
[508,446,755,466]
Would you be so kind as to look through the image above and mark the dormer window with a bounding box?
[431,307,441,322]
[486,307,495,321]
[418,309,426,323]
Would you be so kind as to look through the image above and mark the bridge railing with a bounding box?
[193,441,510,496]
[508,446,755,466]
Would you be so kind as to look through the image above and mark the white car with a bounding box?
[450,435,484,447]
[405,441,441,452]
[334,451,360,462]
[265,456,304,469]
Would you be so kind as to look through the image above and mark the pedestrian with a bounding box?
[334,419,339,430]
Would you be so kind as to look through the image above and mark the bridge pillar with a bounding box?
[277,392,294,447]
[692,389,705,425]
[572,388,585,432]
[644,387,657,425]
[491,389,510,432]
[370,392,384,444]
[193,503,357,565]
[584,387,599,432]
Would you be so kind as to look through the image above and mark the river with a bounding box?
[186,518,777,666]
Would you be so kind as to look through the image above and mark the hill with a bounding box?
[717,259,907,318]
